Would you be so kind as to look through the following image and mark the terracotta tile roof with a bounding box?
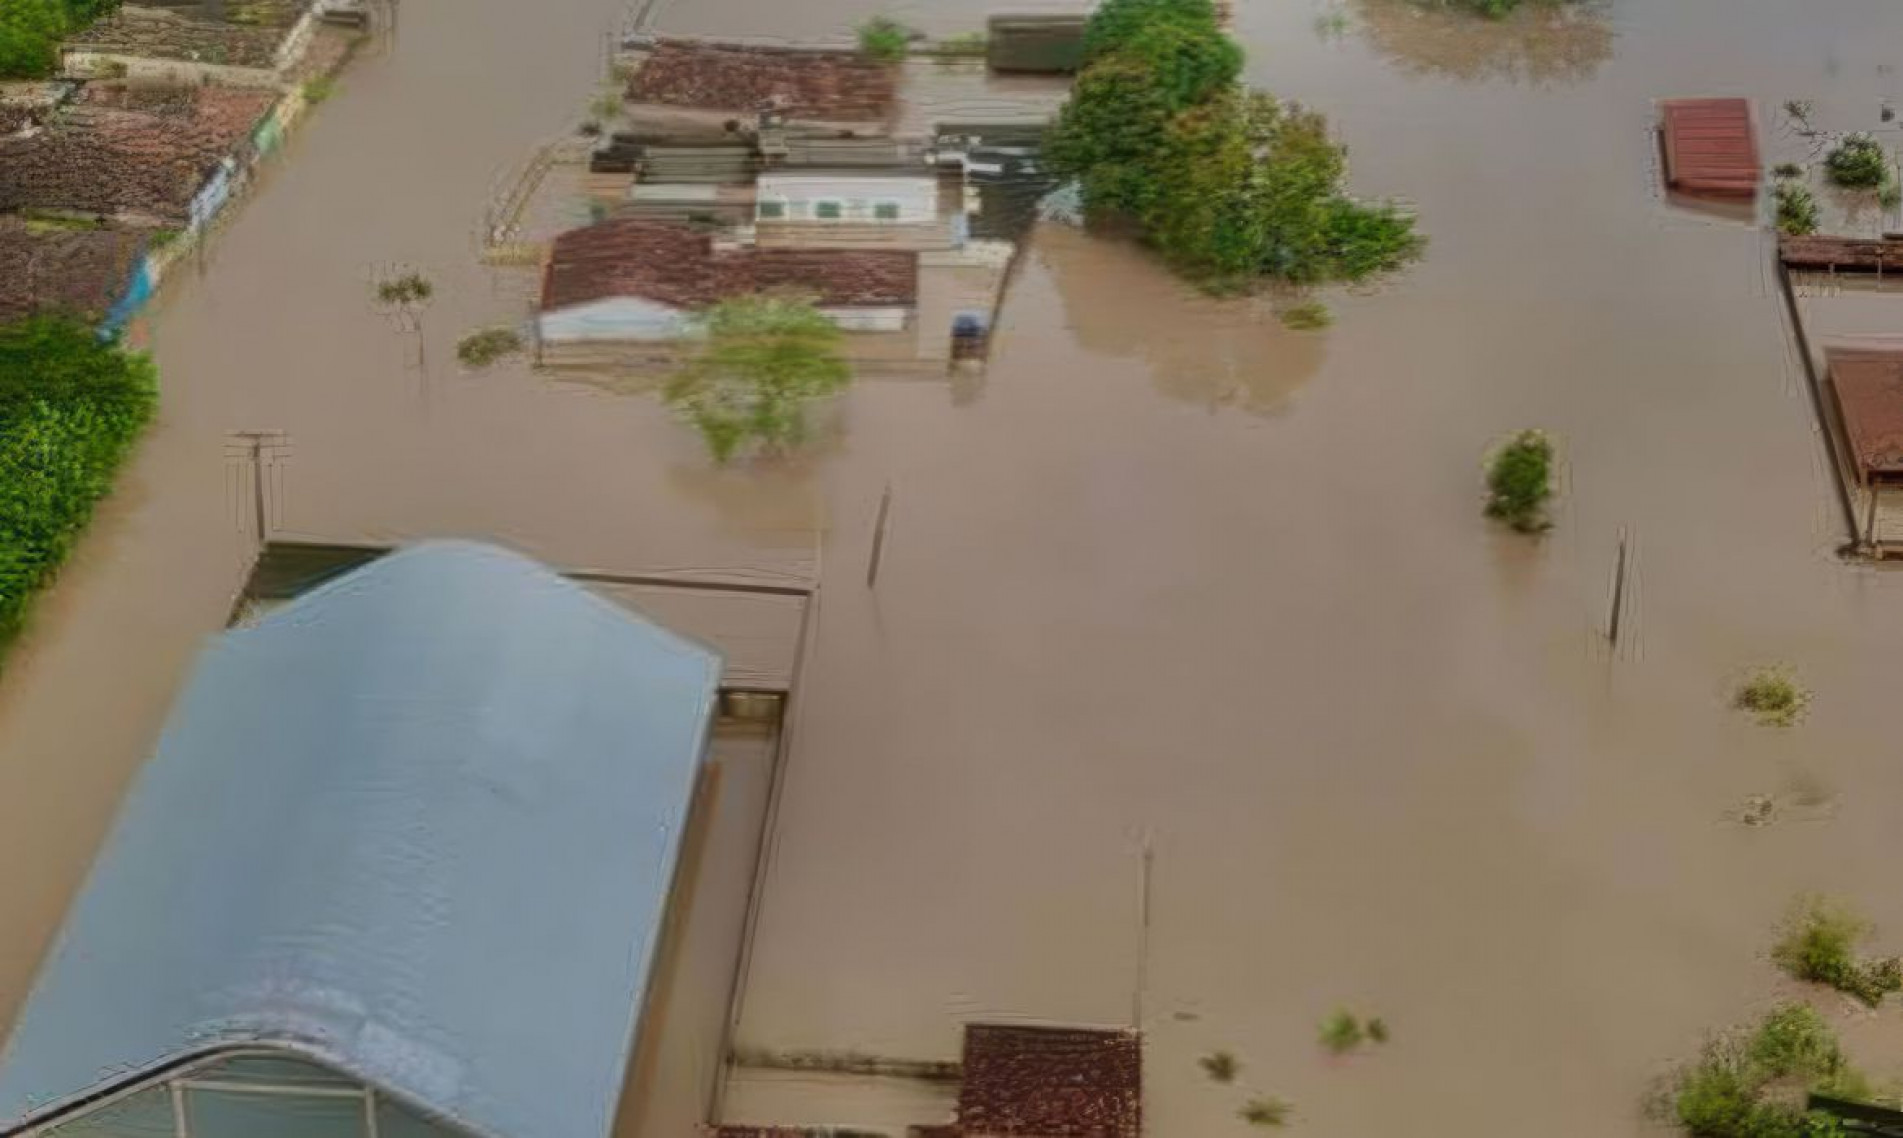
[957,1026,1140,1138]
[540,218,917,312]
[1828,346,1903,481]
[0,84,274,224]
[0,218,148,323]
[627,38,896,122]
[69,1,313,69]
[1659,97,1759,197]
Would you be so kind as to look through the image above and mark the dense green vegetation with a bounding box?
[1049,0,1421,290]
[1773,898,1903,1006]
[1663,1005,1878,1138]
[1735,667,1808,727]
[1825,134,1890,190]
[0,316,157,656]
[665,293,852,463]
[1484,429,1555,533]
[0,0,118,79]
[1775,181,1819,237]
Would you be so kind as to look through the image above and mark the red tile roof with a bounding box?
[0,217,147,323]
[1827,346,1903,481]
[958,1025,1140,1138]
[0,84,275,224]
[627,39,896,122]
[1660,98,1759,197]
[540,218,917,312]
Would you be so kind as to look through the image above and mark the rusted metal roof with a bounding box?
[1660,97,1759,197]
[1827,346,1903,482]
[540,217,917,312]
[1781,234,1903,274]
[958,1025,1140,1138]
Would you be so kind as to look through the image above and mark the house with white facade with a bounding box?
[537,216,917,345]
[753,169,961,251]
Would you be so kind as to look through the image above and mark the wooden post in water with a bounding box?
[230,430,283,547]
[1607,533,1629,646]
[865,483,893,589]
[1132,833,1153,1030]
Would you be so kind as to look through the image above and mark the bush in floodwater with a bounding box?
[456,328,524,369]
[665,292,852,463]
[1199,1050,1239,1083]
[1826,133,1890,189]
[1319,1010,1365,1054]
[1773,897,1903,1007]
[1484,429,1555,533]
[1776,182,1819,237]
[1239,1097,1293,1128]
[1734,667,1807,727]
[1366,1016,1390,1043]
[856,16,912,62]
[1663,1004,1878,1138]
[1773,162,1805,180]
[1279,300,1332,330]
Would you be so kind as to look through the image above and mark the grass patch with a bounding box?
[302,75,336,103]
[456,327,524,369]
[1775,182,1819,237]
[1734,668,1807,727]
[0,315,157,660]
[1279,300,1333,330]
[925,31,987,56]
[856,16,912,62]
[1661,1004,1882,1137]
[1826,134,1890,189]
[1484,428,1555,534]
[1319,1010,1365,1054]
[1773,897,1903,1007]
[1198,1050,1239,1083]
[1239,1097,1293,1128]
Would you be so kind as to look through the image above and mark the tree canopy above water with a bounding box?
[1048,0,1422,289]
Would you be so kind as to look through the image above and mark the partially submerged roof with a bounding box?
[626,38,896,122]
[0,84,275,224]
[0,541,723,1138]
[68,1,315,69]
[1659,97,1759,197]
[1827,345,1903,482]
[0,217,148,323]
[540,217,918,311]
[958,1025,1141,1138]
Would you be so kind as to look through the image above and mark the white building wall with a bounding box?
[755,174,938,224]
[538,296,688,343]
[820,306,909,332]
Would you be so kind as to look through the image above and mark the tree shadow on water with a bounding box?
[1350,0,1615,87]
[1037,226,1329,418]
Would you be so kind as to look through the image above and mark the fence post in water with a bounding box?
[865,483,893,589]
[1132,833,1153,1030]
[1606,533,1629,645]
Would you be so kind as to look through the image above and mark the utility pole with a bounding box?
[228,430,288,547]
[1606,532,1630,646]
[1131,833,1153,1030]
[865,482,893,589]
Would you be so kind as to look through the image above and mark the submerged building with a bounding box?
[0,542,747,1138]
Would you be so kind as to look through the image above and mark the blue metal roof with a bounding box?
[0,542,723,1138]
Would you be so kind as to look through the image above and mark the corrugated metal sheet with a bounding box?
[0,542,723,1138]
[985,15,1086,74]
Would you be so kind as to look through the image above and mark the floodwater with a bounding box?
[4,0,1903,1136]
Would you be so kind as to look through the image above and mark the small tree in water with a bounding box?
[374,270,434,367]
[665,292,852,463]
[1485,429,1554,533]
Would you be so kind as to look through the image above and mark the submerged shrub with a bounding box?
[456,327,524,369]
[1484,429,1555,533]
[1663,1005,1874,1138]
[1826,134,1890,189]
[1239,1097,1293,1128]
[1199,1050,1239,1082]
[1279,301,1332,330]
[1776,182,1819,237]
[1773,897,1903,1006]
[1319,1010,1365,1054]
[856,15,912,62]
[1735,667,1808,727]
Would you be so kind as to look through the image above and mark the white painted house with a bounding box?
[538,217,918,344]
[754,171,939,224]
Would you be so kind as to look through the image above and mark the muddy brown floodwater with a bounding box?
[8,0,1903,1134]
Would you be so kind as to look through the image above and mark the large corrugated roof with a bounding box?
[0,542,722,1138]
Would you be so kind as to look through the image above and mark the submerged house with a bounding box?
[620,38,897,140]
[537,216,917,344]
[0,542,738,1138]
[753,170,960,251]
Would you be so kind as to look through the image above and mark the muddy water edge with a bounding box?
[3,1,1903,1137]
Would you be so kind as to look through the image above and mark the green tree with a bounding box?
[0,0,67,79]
[61,0,121,27]
[1484,429,1554,533]
[1081,0,1221,59]
[664,293,851,463]
[0,316,157,655]
[1047,55,1185,217]
[856,15,912,62]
